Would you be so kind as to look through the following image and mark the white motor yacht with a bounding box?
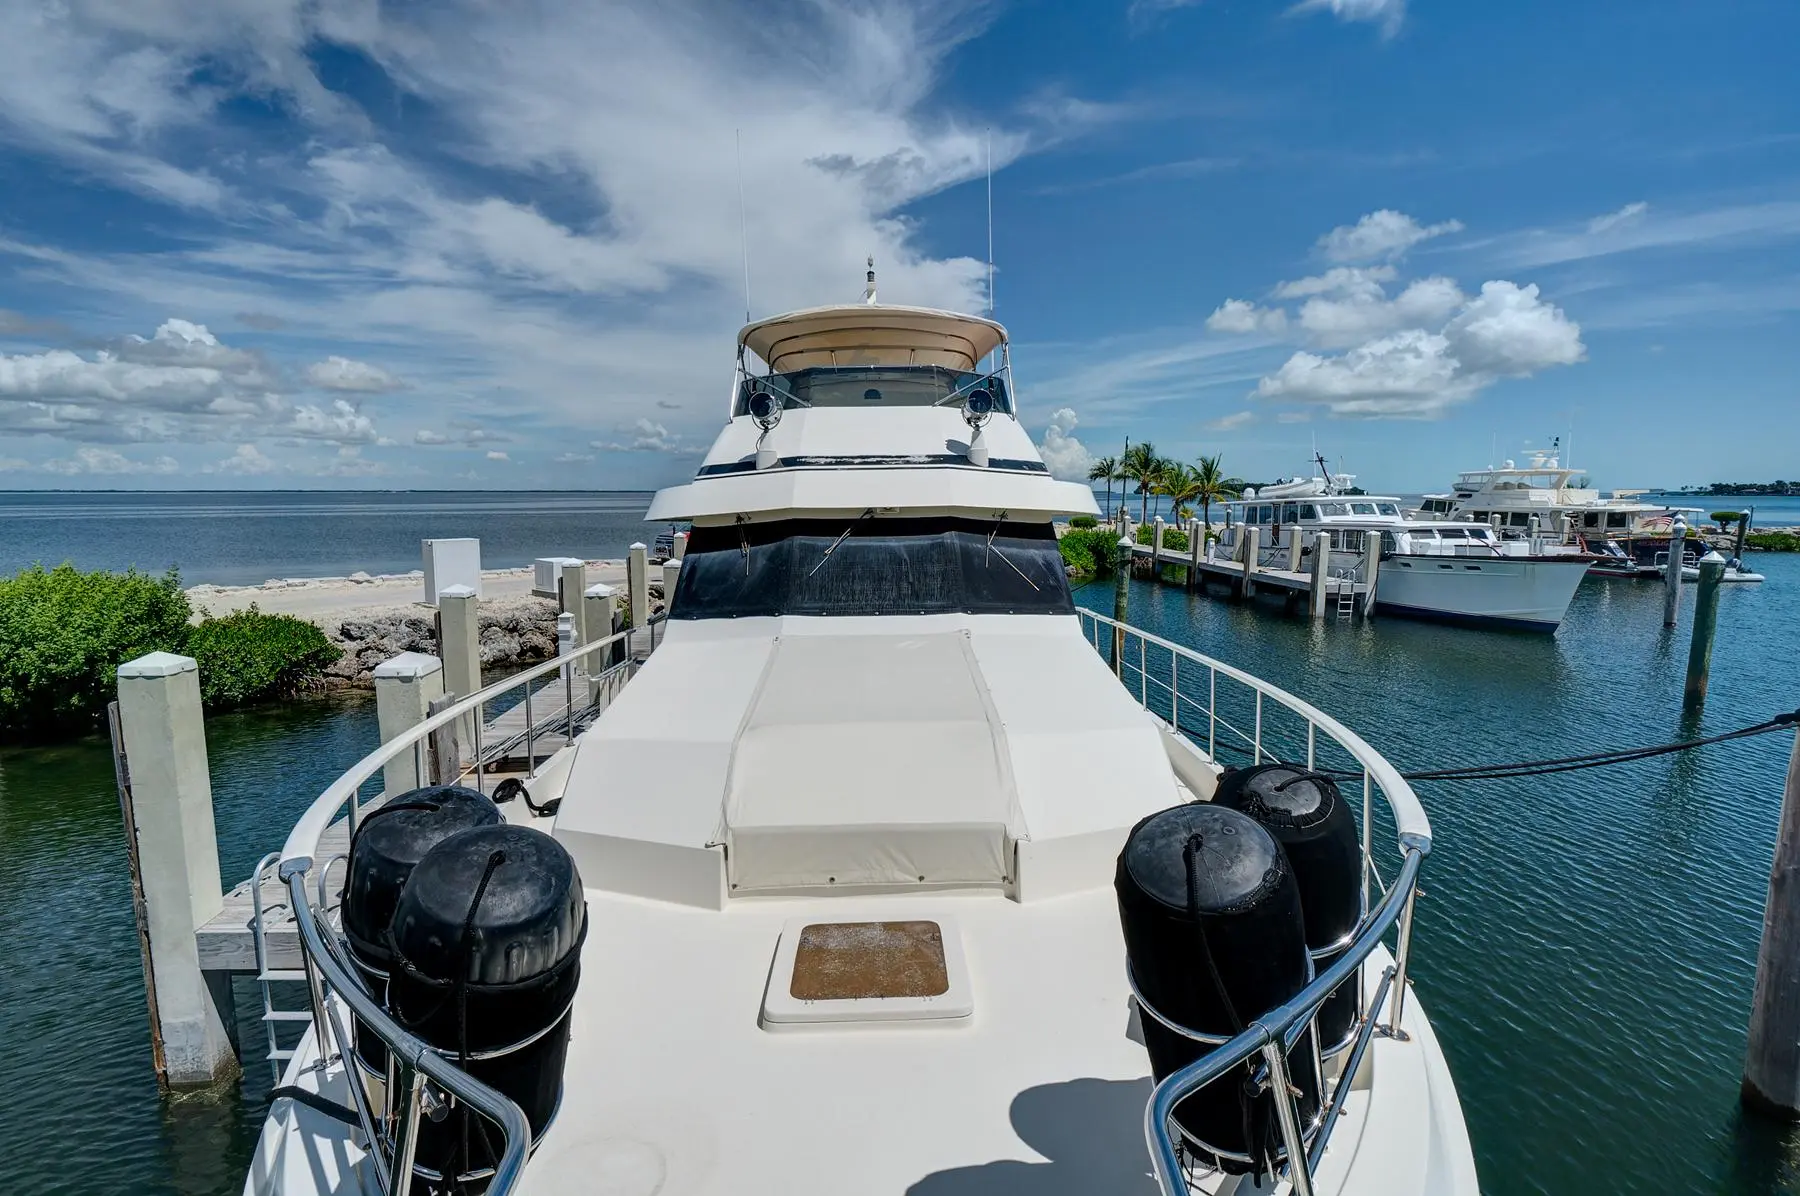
[1412,448,1701,548]
[244,279,1475,1196]
[1224,480,1594,632]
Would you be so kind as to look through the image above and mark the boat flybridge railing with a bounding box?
[273,618,665,1196]
[1075,610,1432,1196]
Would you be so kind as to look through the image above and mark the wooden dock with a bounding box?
[1129,540,1370,610]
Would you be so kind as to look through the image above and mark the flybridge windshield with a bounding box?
[734,366,1010,416]
[672,517,1072,618]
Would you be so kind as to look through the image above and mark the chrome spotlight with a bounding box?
[963,387,994,429]
[748,388,783,432]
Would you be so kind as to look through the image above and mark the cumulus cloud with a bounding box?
[1318,211,1463,263]
[1290,0,1406,37]
[211,443,278,475]
[1587,201,1649,235]
[413,426,508,448]
[552,451,595,464]
[304,356,405,393]
[1036,407,1094,481]
[414,429,449,445]
[485,449,510,461]
[289,399,377,444]
[1293,275,1465,348]
[1255,284,1583,416]
[1207,299,1288,335]
[593,418,690,453]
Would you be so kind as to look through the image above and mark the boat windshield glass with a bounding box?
[1376,502,1400,516]
[735,366,1009,415]
[672,517,1073,618]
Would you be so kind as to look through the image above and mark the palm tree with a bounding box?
[1121,441,1164,525]
[1156,462,1204,523]
[1088,456,1117,520]
[1192,453,1241,535]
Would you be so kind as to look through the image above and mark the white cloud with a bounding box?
[41,446,182,475]
[1273,266,1396,301]
[1206,299,1289,335]
[1587,201,1649,235]
[289,399,378,444]
[1256,283,1582,417]
[1036,406,1094,481]
[552,451,595,464]
[1290,0,1406,37]
[210,443,279,475]
[1206,410,1254,431]
[485,449,510,461]
[1318,210,1463,263]
[0,0,1098,481]
[1295,275,1465,348]
[593,418,690,454]
[304,355,405,392]
[414,429,449,445]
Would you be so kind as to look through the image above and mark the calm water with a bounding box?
[0,491,661,586]
[1,492,1798,1192]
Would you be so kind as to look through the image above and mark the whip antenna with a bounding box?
[736,129,751,324]
[985,128,995,316]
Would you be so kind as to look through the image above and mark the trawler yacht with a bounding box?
[1413,448,1701,545]
[246,278,1475,1196]
[1224,473,1594,631]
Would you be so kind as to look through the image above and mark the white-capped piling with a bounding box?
[672,531,688,561]
[1151,517,1165,581]
[436,584,481,746]
[1286,523,1304,572]
[1112,534,1132,675]
[560,560,588,643]
[1664,516,1689,628]
[627,542,650,632]
[1743,722,1800,1119]
[662,558,683,615]
[1310,531,1331,619]
[113,652,237,1088]
[585,583,619,664]
[373,652,444,796]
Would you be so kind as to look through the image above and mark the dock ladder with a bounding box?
[249,851,312,1082]
[1335,581,1356,619]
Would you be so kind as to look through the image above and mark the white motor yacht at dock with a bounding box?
[245,275,1475,1196]
[1219,466,1595,631]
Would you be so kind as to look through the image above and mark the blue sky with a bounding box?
[0,0,1794,491]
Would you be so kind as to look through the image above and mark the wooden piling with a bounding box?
[113,652,237,1088]
[1112,535,1132,675]
[1188,519,1203,590]
[1683,551,1726,709]
[1287,524,1303,572]
[1664,516,1688,628]
[1743,723,1800,1119]
[436,584,481,748]
[1310,531,1330,619]
[1360,530,1381,618]
[1240,528,1258,599]
[560,560,588,643]
[662,558,683,614]
[585,583,620,672]
[426,691,462,785]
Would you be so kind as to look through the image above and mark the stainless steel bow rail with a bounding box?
[267,620,662,1196]
[1075,609,1433,1196]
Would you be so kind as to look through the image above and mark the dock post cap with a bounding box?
[1699,550,1727,564]
[630,541,647,550]
[586,583,619,598]
[372,651,444,680]
[118,651,197,679]
[439,583,476,599]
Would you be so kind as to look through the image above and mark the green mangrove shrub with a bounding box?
[1059,528,1123,576]
[0,565,190,738]
[1069,514,1098,529]
[187,607,341,710]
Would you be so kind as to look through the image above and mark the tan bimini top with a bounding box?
[739,304,1007,372]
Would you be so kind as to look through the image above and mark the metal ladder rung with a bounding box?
[262,1010,314,1023]
[258,969,308,984]
[268,1046,297,1063]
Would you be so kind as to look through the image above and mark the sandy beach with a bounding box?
[185,560,631,626]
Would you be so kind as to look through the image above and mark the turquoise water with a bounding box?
[2,537,1798,1192]
[1080,557,1800,1194]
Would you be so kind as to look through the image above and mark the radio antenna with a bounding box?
[985,128,995,316]
[736,128,751,324]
